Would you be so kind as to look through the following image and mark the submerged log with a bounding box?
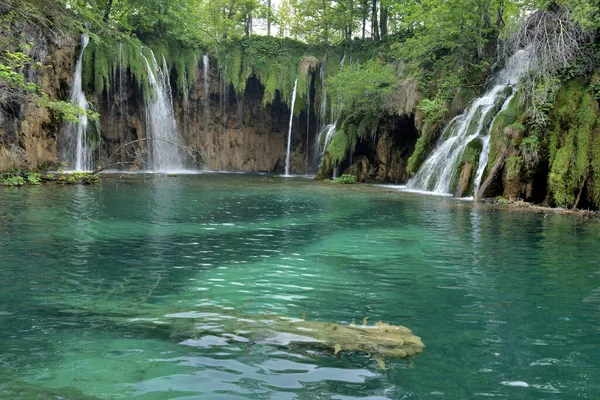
[137,309,425,360]
[62,302,424,360]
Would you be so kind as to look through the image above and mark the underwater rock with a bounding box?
[158,311,424,360]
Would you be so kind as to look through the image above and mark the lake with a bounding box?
[1,174,599,399]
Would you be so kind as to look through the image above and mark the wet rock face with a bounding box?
[455,161,473,198]
[340,114,418,183]
[172,75,313,174]
[0,21,77,171]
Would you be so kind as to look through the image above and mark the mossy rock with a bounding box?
[547,79,599,208]
[316,153,334,180]
[407,119,444,176]
[450,138,483,196]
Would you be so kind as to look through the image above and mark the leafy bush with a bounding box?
[333,174,356,184]
[26,173,41,185]
[417,98,448,124]
[3,176,26,186]
[326,60,398,118]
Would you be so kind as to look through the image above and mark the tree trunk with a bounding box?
[267,0,271,36]
[379,4,388,38]
[362,0,368,39]
[103,0,114,22]
[348,0,354,39]
[371,0,379,41]
[244,13,251,36]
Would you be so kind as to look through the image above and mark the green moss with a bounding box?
[547,79,598,208]
[442,118,460,140]
[449,138,482,194]
[591,126,600,205]
[505,156,523,181]
[82,35,154,98]
[484,92,522,179]
[407,121,442,176]
[82,34,204,101]
[465,106,484,137]
[327,129,349,164]
[215,36,382,112]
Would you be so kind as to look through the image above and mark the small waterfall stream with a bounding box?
[141,49,185,172]
[284,79,298,176]
[408,50,531,196]
[63,35,91,171]
[202,54,211,164]
[118,42,126,144]
[320,123,337,153]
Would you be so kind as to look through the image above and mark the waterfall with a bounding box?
[321,123,337,154]
[318,57,327,128]
[305,76,310,173]
[118,42,126,144]
[62,34,91,171]
[140,49,186,172]
[203,54,210,108]
[284,79,298,176]
[407,50,531,196]
[203,54,211,163]
[203,54,210,125]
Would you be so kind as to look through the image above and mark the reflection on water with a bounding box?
[1,174,599,399]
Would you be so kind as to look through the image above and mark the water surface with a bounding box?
[1,174,599,399]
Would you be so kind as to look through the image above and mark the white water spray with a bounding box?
[141,49,185,172]
[284,79,298,176]
[63,35,91,171]
[408,50,531,196]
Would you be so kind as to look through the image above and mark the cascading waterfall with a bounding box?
[321,123,338,153]
[407,50,531,196]
[118,42,126,143]
[203,54,210,125]
[472,89,518,195]
[319,56,327,126]
[140,49,186,172]
[62,34,91,171]
[305,76,311,173]
[202,54,212,163]
[284,79,299,176]
[314,55,347,171]
[313,59,328,166]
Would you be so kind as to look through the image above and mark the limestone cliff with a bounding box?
[0,13,77,171]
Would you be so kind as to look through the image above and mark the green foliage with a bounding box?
[519,134,540,167]
[0,50,93,122]
[505,156,523,181]
[217,36,309,109]
[418,98,448,124]
[327,129,349,165]
[26,172,41,185]
[84,35,140,96]
[548,80,598,208]
[407,121,443,176]
[332,174,357,184]
[484,92,522,177]
[215,37,382,112]
[82,33,202,101]
[392,0,516,102]
[3,175,26,186]
[327,60,398,118]
[56,172,100,184]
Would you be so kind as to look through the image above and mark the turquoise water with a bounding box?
[1,174,599,399]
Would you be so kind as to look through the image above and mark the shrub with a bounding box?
[333,174,357,184]
[3,176,26,186]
